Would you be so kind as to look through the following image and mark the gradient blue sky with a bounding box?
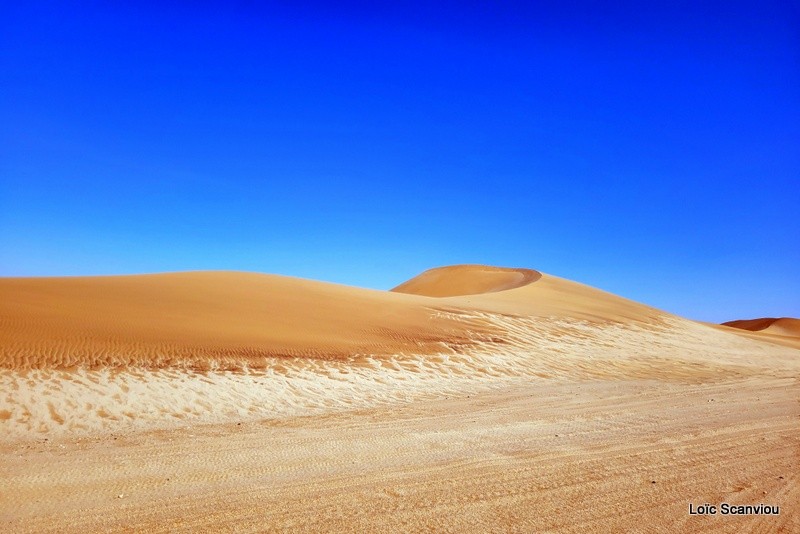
[1,1,798,322]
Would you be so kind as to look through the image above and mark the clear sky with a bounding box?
[1,1,798,322]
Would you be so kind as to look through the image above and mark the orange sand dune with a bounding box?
[723,317,800,338]
[393,265,664,323]
[391,264,542,297]
[717,317,800,349]
[0,271,481,370]
[0,265,666,371]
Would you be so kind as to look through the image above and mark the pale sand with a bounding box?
[1,265,798,532]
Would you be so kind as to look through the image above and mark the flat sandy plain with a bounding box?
[1,265,798,532]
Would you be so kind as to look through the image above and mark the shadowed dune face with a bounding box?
[390,265,542,297]
[722,317,800,338]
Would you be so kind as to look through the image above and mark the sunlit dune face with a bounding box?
[0,271,480,370]
[390,265,542,297]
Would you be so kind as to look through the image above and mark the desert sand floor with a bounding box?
[1,265,798,532]
[2,377,798,533]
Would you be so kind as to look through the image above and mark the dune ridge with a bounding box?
[390,265,542,297]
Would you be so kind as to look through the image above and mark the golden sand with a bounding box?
[1,265,797,532]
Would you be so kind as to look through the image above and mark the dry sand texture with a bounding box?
[1,264,798,532]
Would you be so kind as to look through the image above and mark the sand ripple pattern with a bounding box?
[2,312,797,441]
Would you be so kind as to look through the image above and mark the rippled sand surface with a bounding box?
[1,265,798,532]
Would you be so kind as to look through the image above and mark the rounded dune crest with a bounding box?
[390,264,542,297]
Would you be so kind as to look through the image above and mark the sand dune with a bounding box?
[718,317,800,349]
[392,264,663,322]
[1,264,798,532]
[0,265,671,371]
[0,271,478,369]
[391,264,542,296]
[723,317,800,338]
[1,264,798,439]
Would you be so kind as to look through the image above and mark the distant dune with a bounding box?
[722,317,800,338]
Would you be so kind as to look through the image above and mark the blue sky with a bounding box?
[1,1,798,322]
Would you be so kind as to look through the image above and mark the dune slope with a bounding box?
[723,317,800,338]
[0,271,480,370]
[394,264,664,322]
[0,264,668,371]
